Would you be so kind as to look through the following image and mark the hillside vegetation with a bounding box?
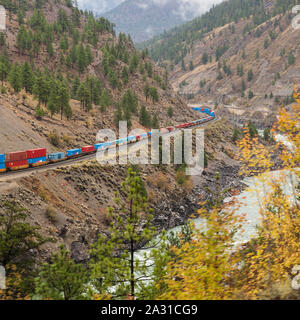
[141,0,300,125]
[0,0,196,154]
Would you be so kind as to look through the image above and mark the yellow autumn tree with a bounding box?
[235,106,300,299]
[157,104,299,300]
[158,196,245,300]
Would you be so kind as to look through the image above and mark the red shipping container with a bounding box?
[81,145,95,153]
[5,159,29,169]
[26,148,47,159]
[5,151,27,162]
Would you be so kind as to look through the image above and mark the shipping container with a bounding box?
[94,143,105,151]
[27,148,47,159]
[0,162,5,169]
[5,160,29,170]
[0,154,5,162]
[5,151,27,162]
[81,145,95,153]
[66,149,81,157]
[48,152,65,161]
[28,156,47,165]
[127,136,136,143]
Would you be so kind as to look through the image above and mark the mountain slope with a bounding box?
[0,0,197,153]
[142,0,300,126]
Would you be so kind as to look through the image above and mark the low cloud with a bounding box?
[77,0,225,18]
[76,0,126,14]
[153,0,225,20]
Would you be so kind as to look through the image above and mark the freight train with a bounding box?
[0,107,215,173]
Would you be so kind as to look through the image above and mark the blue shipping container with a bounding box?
[94,143,104,151]
[28,156,47,164]
[67,149,81,157]
[0,162,5,169]
[48,152,65,161]
[0,154,5,162]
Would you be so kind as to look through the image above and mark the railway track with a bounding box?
[0,111,220,180]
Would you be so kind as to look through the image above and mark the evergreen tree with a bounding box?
[100,89,111,107]
[149,87,159,103]
[0,200,52,296]
[152,113,159,129]
[202,52,208,65]
[35,102,45,119]
[189,61,194,71]
[129,52,139,74]
[248,90,254,99]
[72,76,80,99]
[144,83,150,101]
[122,66,129,84]
[168,106,174,118]
[114,104,123,127]
[34,73,51,106]
[0,60,9,85]
[57,82,72,120]
[35,245,88,300]
[247,69,253,82]
[9,63,22,93]
[139,104,151,127]
[21,62,35,93]
[89,168,156,299]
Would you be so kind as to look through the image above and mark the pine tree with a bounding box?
[9,63,22,93]
[35,102,45,119]
[247,69,253,82]
[35,245,88,300]
[149,87,159,103]
[122,66,129,84]
[114,104,123,127]
[139,105,151,127]
[108,69,119,90]
[21,62,35,93]
[152,113,159,129]
[189,61,194,71]
[77,44,87,72]
[72,76,80,99]
[0,60,9,85]
[33,73,51,107]
[100,89,111,107]
[168,106,173,118]
[89,168,156,299]
[144,83,150,101]
[57,82,72,120]
[129,52,139,74]
[202,52,208,65]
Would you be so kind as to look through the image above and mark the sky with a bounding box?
[77,0,225,17]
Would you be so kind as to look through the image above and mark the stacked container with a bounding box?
[48,152,65,162]
[27,148,47,167]
[5,151,29,170]
[0,154,5,172]
[81,145,95,153]
[66,148,81,157]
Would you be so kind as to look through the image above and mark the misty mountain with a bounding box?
[77,0,125,14]
[102,0,197,43]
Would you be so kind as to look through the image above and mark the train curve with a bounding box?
[0,106,216,177]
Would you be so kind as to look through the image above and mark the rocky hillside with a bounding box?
[0,0,198,154]
[0,119,241,263]
[142,0,299,126]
